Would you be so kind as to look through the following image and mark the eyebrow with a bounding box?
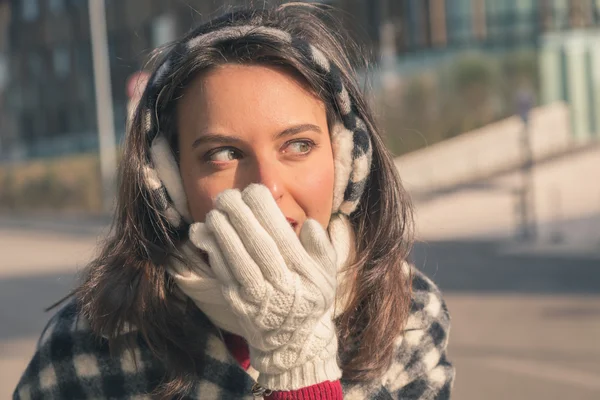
[192,134,243,149]
[275,123,322,139]
[191,123,322,149]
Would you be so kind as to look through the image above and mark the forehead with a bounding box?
[176,64,327,132]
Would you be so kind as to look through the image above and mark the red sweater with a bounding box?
[222,333,343,399]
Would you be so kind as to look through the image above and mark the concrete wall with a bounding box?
[395,102,574,195]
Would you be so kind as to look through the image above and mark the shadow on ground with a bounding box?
[0,214,111,238]
[411,240,600,294]
[0,271,78,341]
[1,239,599,341]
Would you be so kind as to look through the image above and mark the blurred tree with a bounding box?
[381,49,540,156]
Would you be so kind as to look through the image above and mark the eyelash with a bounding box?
[283,139,317,155]
[204,147,242,164]
[203,139,317,165]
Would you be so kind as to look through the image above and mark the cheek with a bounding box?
[186,179,239,222]
[184,182,214,223]
[180,159,233,223]
[293,151,335,227]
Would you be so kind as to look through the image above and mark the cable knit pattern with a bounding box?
[169,213,354,339]
[189,185,341,390]
[13,266,453,399]
[224,332,344,400]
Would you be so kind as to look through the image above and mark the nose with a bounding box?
[250,157,284,202]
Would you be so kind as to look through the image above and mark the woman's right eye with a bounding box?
[205,147,242,163]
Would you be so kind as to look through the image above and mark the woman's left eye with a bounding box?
[284,140,314,155]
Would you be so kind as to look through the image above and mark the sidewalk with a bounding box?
[410,140,600,260]
[0,225,99,397]
[0,212,111,238]
[1,195,599,400]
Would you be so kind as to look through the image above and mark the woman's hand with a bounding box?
[168,241,245,336]
[189,184,341,390]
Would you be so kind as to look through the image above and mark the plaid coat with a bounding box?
[14,268,454,399]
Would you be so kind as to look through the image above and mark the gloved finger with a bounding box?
[215,189,289,285]
[205,209,266,299]
[189,222,236,287]
[299,219,337,292]
[179,241,214,278]
[327,214,353,272]
[167,261,226,305]
[242,184,334,291]
[221,286,260,328]
[300,219,337,275]
[241,184,312,274]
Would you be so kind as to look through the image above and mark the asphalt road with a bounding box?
[1,215,599,399]
[412,240,600,400]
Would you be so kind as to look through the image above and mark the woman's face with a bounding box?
[177,64,335,233]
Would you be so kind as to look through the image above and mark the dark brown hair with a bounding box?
[75,3,413,397]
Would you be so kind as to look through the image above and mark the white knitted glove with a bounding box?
[189,184,341,391]
[168,242,244,336]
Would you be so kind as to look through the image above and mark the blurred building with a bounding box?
[0,0,12,157]
[1,0,599,161]
[345,0,600,141]
[2,0,253,160]
[342,0,600,55]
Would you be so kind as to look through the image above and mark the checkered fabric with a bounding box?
[13,267,454,399]
[142,24,373,230]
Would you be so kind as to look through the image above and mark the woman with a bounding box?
[14,4,454,399]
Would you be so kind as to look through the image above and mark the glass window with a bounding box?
[108,36,117,67]
[152,14,177,48]
[553,0,569,29]
[49,0,66,14]
[514,0,535,38]
[28,52,43,79]
[69,103,86,132]
[74,41,92,73]
[23,82,41,109]
[22,0,39,21]
[0,54,7,91]
[446,0,473,45]
[77,74,93,103]
[56,107,68,135]
[53,47,70,78]
[21,111,35,141]
[485,0,513,41]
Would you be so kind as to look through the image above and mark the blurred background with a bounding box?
[0,0,599,399]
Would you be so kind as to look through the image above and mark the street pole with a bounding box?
[519,120,536,241]
[516,88,537,242]
[89,0,117,213]
[378,0,399,101]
